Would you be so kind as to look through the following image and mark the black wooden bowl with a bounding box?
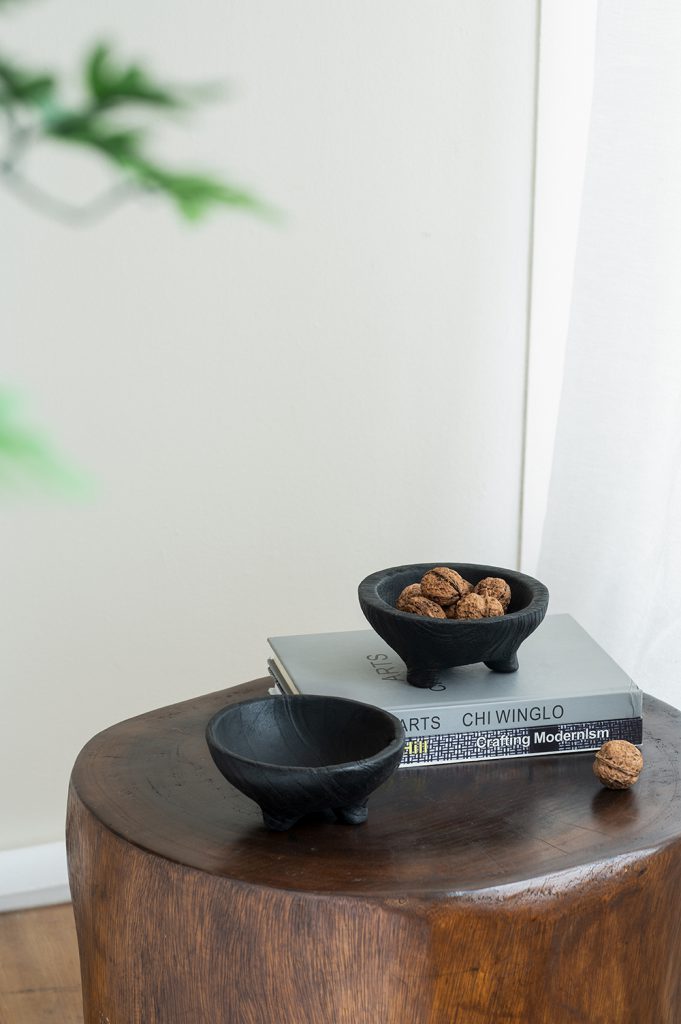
[206,695,405,831]
[358,562,549,688]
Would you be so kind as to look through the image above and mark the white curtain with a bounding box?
[538,0,681,705]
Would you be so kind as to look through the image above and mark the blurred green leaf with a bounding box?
[124,157,268,219]
[85,42,189,110]
[0,391,86,493]
[47,111,145,161]
[0,58,55,105]
[43,112,272,221]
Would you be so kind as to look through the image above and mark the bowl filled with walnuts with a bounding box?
[358,562,549,688]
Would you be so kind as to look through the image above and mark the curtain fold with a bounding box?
[538,0,681,703]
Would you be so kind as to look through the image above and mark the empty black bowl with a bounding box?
[358,562,549,688]
[206,695,405,831]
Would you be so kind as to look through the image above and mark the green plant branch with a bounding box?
[0,33,275,488]
[0,111,139,225]
[1,164,143,224]
[0,43,273,225]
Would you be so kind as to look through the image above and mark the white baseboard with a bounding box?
[0,840,70,913]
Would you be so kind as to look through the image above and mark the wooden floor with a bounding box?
[0,903,82,1023]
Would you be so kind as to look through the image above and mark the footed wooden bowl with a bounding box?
[358,562,549,688]
[206,695,405,831]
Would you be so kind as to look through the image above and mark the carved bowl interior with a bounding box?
[358,562,549,687]
[206,695,405,830]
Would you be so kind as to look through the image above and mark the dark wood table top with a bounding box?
[71,681,681,898]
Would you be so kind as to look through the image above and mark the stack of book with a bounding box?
[267,614,643,767]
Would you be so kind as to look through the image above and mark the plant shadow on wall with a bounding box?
[0,0,272,486]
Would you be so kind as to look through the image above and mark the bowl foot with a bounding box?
[484,652,519,673]
[406,666,440,689]
[261,810,300,832]
[261,804,370,830]
[334,803,369,826]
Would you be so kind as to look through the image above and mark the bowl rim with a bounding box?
[358,562,549,625]
[206,694,406,773]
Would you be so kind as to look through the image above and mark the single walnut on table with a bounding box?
[593,740,644,789]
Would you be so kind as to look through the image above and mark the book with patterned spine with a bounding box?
[266,614,643,766]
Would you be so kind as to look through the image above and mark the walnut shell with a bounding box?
[421,567,472,607]
[395,583,423,610]
[593,740,643,789]
[475,577,511,612]
[397,593,446,619]
[453,593,504,620]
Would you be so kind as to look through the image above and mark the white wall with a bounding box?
[1,0,539,850]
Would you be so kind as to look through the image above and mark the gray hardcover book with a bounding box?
[268,660,643,766]
[267,614,643,738]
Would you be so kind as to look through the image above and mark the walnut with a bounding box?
[395,583,423,610]
[421,567,472,607]
[453,592,504,619]
[593,740,643,789]
[396,593,446,618]
[475,576,511,612]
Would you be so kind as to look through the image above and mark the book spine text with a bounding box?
[400,717,643,766]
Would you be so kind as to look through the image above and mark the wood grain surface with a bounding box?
[0,904,82,1024]
[67,681,681,1023]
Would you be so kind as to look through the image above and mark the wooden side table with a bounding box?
[67,681,681,1023]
